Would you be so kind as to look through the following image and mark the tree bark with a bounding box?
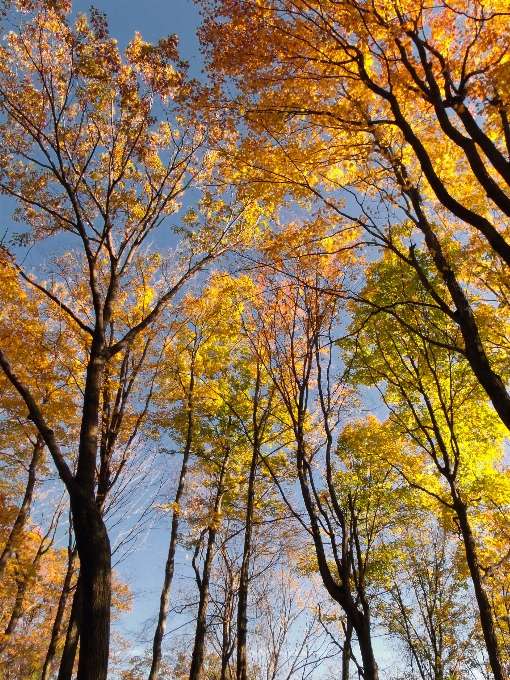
[0,434,44,582]
[393,164,510,432]
[71,487,111,680]
[0,578,28,652]
[452,489,508,680]
[57,575,83,680]
[220,581,235,680]
[70,344,111,680]
[189,452,229,680]
[296,417,379,678]
[341,620,352,680]
[148,368,195,680]
[41,546,78,680]
[236,442,258,680]
[189,525,218,680]
[52,497,111,680]
[355,615,379,680]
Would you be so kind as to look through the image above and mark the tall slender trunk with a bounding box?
[57,575,83,680]
[0,434,44,582]
[189,526,218,680]
[452,488,508,680]
[41,546,78,680]
[236,444,258,680]
[148,370,195,680]
[341,620,353,680]
[0,537,45,653]
[220,584,235,680]
[189,453,229,680]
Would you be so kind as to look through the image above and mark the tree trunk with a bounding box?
[189,453,228,680]
[41,546,78,680]
[148,370,195,680]
[356,616,379,680]
[295,439,379,680]
[236,443,258,680]
[0,538,45,653]
[0,578,27,652]
[189,525,218,680]
[70,345,111,680]
[57,575,83,680]
[71,488,111,680]
[0,342,112,680]
[453,490,508,680]
[341,620,353,680]
[220,587,235,680]
[0,434,44,582]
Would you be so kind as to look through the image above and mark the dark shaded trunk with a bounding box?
[67,344,111,680]
[0,578,27,651]
[41,546,78,680]
[236,444,258,680]
[71,488,111,680]
[220,639,231,680]
[452,489,508,680]
[356,616,379,680]
[148,369,195,680]
[398,173,510,432]
[0,344,112,680]
[58,575,83,680]
[220,585,235,680]
[341,620,353,680]
[189,526,218,680]
[216,543,236,680]
[189,453,229,680]
[0,434,44,582]
[295,433,379,680]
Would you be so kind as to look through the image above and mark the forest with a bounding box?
[0,0,509,679]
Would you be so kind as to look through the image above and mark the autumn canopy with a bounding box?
[0,1,509,679]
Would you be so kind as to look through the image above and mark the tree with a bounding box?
[343,248,510,679]
[0,513,69,680]
[243,225,384,680]
[0,2,250,678]
[378,520,480,680]
[198,0,510,436]
[148,274,251,680]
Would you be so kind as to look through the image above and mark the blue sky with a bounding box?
[71,0,203,73]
